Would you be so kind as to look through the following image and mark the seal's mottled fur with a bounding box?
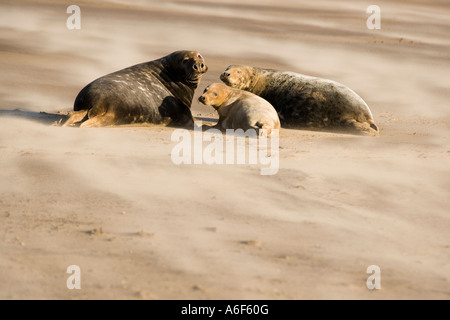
[221,65,378,135]
[64,51,208,127]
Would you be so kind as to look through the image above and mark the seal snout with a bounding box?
[220,72,229,83]
[198,95,206,103]
[193,62,208,73]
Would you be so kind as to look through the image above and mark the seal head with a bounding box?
[220,65,254,91]
[164,50,208,87]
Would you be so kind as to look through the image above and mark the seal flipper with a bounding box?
[63,110,88,127]
[368,120,379,132]
[79,113,116,128]
[252,121,272,137]
[344,119,379,136]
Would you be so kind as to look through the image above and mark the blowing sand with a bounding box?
[0,0,449,300]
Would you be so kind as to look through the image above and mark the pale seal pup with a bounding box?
[198,83,280,135]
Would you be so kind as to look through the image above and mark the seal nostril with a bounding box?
[194,65,198,70]
[201,64,204,68]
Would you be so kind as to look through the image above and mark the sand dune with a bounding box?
[0,0,449,299]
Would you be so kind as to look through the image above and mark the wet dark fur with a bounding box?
[71,51,207,127]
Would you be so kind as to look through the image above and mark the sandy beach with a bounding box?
[0,0,449,299]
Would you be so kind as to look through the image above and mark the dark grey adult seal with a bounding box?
[64,50,208,128]
[220,65,379,136]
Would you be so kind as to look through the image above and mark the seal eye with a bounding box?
[213,92,218,97]
[182,58,190,64]
[198,54,202,59]
[237,71,242,75]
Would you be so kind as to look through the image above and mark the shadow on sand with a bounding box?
[195,117,218,124]
[0,110,69,125]
[0,110,219,129]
